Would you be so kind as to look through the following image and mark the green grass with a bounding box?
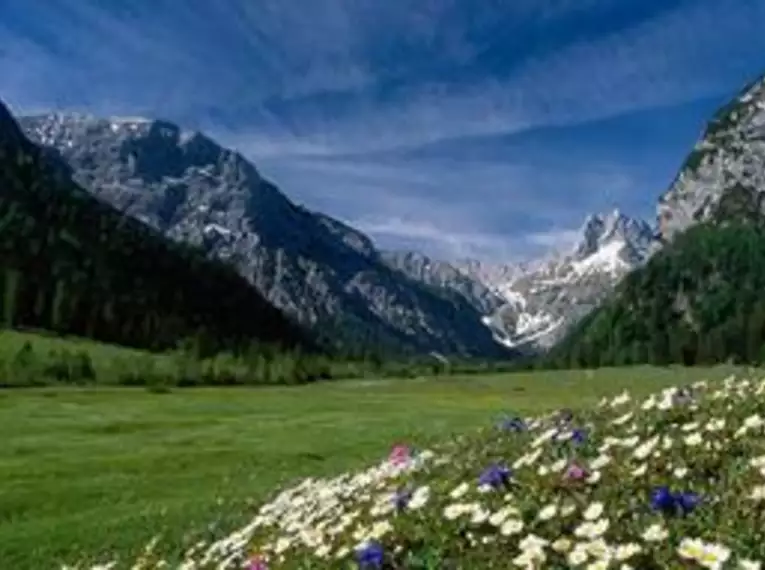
[0,364,745,568]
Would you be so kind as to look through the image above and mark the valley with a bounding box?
[2,3,765,569]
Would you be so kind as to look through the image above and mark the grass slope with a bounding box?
[0,366,734,568]
[99,370,765,570]
[0,100,310,354]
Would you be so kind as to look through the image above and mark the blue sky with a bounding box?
[1,0,765,261]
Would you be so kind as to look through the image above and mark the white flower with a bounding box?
[614,543,642,561]
[500,518,525,536]
[699,543,732,569]
[519,533,549,553]
[567,547,590,565]
[561,502,577,517]
[449,482,470,499]
[583,502,604,521]
[590,455,612,470]
[551,538,572,553]
[550,458,568,472]
[673,467,689,479]
[633,436,660,459]
[684,432,703,447]
[631,464,648,477]
[749,485,765,502]
[641,523,668,542]
[751,455,765,469]
[610,391,631,407]
[744,414,764,430]
[611,412,633,426]
[408,486,430,510]
[470,506,491,525]
[369,520,392,540]
[443,503,469,520]
[537,503,559,521]
[574,519,609,540]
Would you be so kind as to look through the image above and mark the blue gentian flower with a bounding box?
[676,491,700,514]
[356,541,385,568]
[651,486,676,513]
[571,428,589,445]
[479,464,512,488]
[651,486,701,516]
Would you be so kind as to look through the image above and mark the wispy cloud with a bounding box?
[1,0,764,261]
[214,0,765,155]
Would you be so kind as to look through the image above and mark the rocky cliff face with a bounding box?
[658,74,765,240]
[20,113,510,358]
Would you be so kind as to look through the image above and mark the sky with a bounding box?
[1,0,765,261]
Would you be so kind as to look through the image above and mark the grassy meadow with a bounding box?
[0,335,743,569]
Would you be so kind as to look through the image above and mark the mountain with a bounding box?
[19,113,510,359]
[547,72,765,368]
[0,100,311,353]
[547,222,765,367]
[386,210,656,352]
[658,74,765,240]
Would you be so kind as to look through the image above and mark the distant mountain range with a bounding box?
[387,210,657,351]
[20,112,663,358]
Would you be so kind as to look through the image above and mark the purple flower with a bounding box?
[651,486,676,512]
[571,428,589,445]
[357,541,385,569]
[479,464,512,488]
[676,491,701,514]
[564,463,588,481]
[651,486,701,516]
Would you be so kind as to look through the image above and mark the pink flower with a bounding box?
[389,444,411,465]
[564,463,588,481]
[248,554,268,570]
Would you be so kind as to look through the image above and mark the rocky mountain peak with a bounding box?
[573,209,654,261]
[657,73,765,240]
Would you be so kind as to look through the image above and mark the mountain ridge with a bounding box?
[384,208,656,351]
[20,112,512,359]
[0,100,313,354]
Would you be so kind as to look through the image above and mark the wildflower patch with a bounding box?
[70,375,765,569]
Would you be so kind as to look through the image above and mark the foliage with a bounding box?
[68,374,765,569]
[0,329,523,388]
[545,221,765,369]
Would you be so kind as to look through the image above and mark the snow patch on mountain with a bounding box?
[463,210,657,351]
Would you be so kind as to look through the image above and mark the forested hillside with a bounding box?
[545,221,765,368]
[0,100,312,354]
